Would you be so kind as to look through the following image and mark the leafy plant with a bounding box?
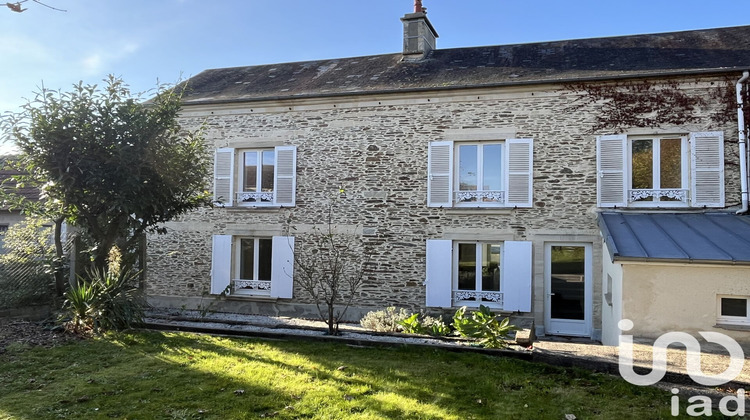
[397,313,451,336]
[359,307,410,332]
[62,267,149,334]
[452,305,518,348]
[398,313,425,334]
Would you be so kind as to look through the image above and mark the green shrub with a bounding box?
[398,313,450,336]
[452,305,518,348]
[359,307,410,332]
[63,267,149,334]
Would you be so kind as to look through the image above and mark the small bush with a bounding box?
[398,313,450,336]
[452,305,518,348]
[359,307,410,332]
[63,267,149,335]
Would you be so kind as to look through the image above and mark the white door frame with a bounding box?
[544,242,593,337]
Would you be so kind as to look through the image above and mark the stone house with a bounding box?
[146,5,750,344]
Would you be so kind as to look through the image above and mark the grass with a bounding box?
[0,330,705,419]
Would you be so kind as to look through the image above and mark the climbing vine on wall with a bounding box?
[564,75,749,133]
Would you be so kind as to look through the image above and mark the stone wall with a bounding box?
[146,76,742,334]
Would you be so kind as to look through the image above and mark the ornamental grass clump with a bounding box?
[62,267,148,335]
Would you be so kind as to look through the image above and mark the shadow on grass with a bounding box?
[0,330,690,419]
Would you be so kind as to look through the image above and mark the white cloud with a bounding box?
[79,42,141,75]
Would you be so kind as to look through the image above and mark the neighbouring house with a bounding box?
[145,4,750,345]
[0,163,42,253]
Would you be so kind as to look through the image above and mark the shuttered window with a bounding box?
[425,239,533,312]
[427,139,534,208]
[596,132,724,208]
[210,235,294,299]
[213,146,297,207]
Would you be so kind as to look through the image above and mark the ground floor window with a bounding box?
[454,242,502,307]
[234,238,273,296]
[717,295,750,325]
[425,239,531,311]
[211,235,294,299]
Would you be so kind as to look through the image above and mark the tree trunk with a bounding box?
[52,217,66,296]
[327,303,335,335]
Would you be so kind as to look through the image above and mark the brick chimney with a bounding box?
[401,0,438,60]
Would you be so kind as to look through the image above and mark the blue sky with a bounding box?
[3,0,750,113]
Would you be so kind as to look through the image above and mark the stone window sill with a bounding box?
[714,323,750,332]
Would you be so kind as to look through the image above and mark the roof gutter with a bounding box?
[737,70,750,214]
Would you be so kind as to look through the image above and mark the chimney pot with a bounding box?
[414,0,423,13]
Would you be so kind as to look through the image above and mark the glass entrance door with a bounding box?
[545,244,592,336]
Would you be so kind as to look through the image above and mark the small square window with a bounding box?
[717,296,750,325]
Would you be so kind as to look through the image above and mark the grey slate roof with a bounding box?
[182,25,750,105]
[598,212,750,265]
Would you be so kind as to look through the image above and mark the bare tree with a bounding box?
[287,203,371,335]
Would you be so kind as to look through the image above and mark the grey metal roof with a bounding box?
[181,25,750,105]
[598,212,750,265]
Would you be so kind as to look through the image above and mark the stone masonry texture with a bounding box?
[146,77,742,329]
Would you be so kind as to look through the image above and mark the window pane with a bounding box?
[458,145,478,193]
[457,243,476,291]
[550,246,585,320]
[481,243,501,292]
[721,298,747,317]
[239,239,255,280]
[631,139,653,191]
[660,138,682,189]
[482,144,502,194]
[261,150,275,194]
[258,239,273,280]
[243,152,258,192]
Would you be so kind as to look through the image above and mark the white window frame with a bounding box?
[238,149,276,205]
[454,142,505,208]
[232,237,274,296]
[452,241,504,308]
[717,295,750,326]
[627,135,689,208]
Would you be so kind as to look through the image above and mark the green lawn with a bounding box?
[0,330,694,419]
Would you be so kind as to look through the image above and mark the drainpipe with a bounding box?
[736,71,749,214]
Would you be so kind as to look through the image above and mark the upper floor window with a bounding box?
[428,138,533,208]
[597,131,724,208]
[630,136,688,206]
[456,143,504,205]
[213,145,297,207]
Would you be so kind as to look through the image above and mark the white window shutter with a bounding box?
[274,146,297,207]
[505,139,534,207]
[210,235,232,295]
[271,236,294,298]
[597,135,627,207]
[690,131,724,207]
[214,148,234,207]
[501,241,532,312]
[425,239,453,308]
[427,141,453,207]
